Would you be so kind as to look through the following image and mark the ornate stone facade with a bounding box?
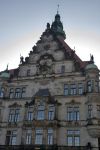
[0,13,100,150]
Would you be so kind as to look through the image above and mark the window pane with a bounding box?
[22,87,26,98]
[78,83,83,95]
[67,137,73,146]
[26,130,32,144]
[37,105,45,120]
[35,129,43,144]
[64,84,69,96]
[75,136,80,146]
[67,130,80,146]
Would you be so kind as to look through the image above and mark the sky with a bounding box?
[0,0,100,71]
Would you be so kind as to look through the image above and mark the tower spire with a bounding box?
[57,4,59,14]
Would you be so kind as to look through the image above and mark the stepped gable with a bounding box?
[0,13,91,77]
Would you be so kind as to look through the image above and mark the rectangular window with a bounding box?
[37,105,45,120]
[22,87,26,98]
[70,84,77,95]
[0,87,4,98]
[48,105,55,120]
[88,105,92,118]
[8,109,20,123]
[5,130,17,145]
[9,88,14,99]
[35,129,43,145]
[67,106,79,121]
[97,105,100,119]
[26,130,32,144]
[78,83,83,95]
[64,84,69,96]
[48,129,53,145]
[27,69,30,76]
[15,88,21,98]
[67,130,80,146]
[61,65,65,73]
[87,81,92,92]
[95,81,99,93]
[26,107,33,121]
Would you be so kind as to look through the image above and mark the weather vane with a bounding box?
[57,4,59,14]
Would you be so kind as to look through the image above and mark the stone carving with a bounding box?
[36,54,54,75]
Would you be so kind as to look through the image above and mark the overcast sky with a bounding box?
[0,0,100,71]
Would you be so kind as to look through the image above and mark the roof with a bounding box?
[85,63,98,70]
[57,35,90,69]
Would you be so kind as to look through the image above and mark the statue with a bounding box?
[90,54,94,63]
[20,55,24,64]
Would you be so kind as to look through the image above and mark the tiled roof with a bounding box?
[57,35,90,68]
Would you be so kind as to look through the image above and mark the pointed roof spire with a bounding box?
[57,4,59,14]
[51,7,66,39]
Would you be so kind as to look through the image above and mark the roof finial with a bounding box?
[57,4,59,14]
[6,64,9,71]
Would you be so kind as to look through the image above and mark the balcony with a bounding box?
[87,118,100,138]
[0,145,87,150]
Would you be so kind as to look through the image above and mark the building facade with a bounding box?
[0,13,100,150]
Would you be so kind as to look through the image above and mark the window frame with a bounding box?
[9,88,14,99]
[26,129,32,145]
[70,84,77,95]
[67,105,80,121]
[6,130,17,145]
[15,88,21,98]
[87,80,93,93]
[47,128,53,145]
[48,105,55,120]
[37,105,45,120]
[8,108,20,123]
[64,84,69,96]
[21,87,26,98]
[35,129,43,145]
[78,83,83,95]
[67,130,80,146]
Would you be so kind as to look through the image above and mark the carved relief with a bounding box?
[36,54,54,75]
